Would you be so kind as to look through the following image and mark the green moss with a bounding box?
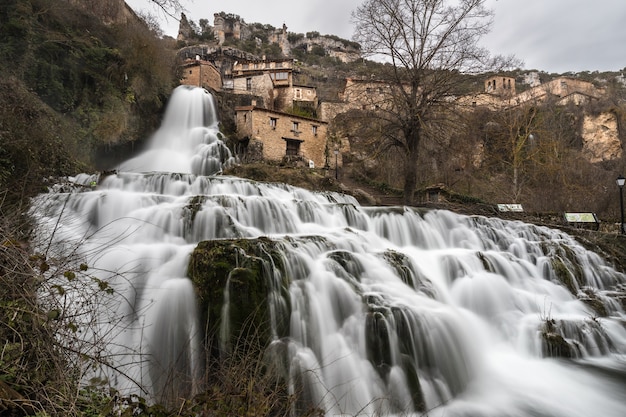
[188,238,291,358]
[550,257,577,295]
[185,195,205,223]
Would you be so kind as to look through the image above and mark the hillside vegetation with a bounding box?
[0,0,178,208]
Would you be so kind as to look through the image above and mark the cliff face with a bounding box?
[582,112,623,163]
[291,35,361,63]
[178,11,362,63]
[66,0,140,25]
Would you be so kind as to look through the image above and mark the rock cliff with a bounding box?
[582,112,623,163]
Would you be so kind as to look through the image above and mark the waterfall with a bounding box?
[30,86,626,416]
[117,85,233,175]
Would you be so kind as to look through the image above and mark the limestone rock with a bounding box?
[582,112,622,163]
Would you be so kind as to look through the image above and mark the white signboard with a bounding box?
[497,204,524,212]
[564,212,597,223]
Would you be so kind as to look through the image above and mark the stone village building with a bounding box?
[179,53,319,111]
[230,59,317,111]
[180,58,222,92]
[459,75,605,110]
[179,51,327,166]
[321,75,605,119]
[455,76,621,163]
[235,105,328,168]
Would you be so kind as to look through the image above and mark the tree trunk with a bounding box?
[403,128,420,206]
[403,158,417,205]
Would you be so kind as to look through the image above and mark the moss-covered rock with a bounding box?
[187,238,290,358]
[550,257,578,295]
[541,331,574,358]
[579,287,608,317]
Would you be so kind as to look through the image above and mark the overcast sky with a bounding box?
[126,0,626,74]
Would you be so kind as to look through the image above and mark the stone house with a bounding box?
[319,78,395,121]
[235,106,328,168]
[341,78,393,110]
[179,58,222,92]
[511,77,605,107]
[231,59,293,107]
[293,84,318,111]
[485,76,516,96]
[232,72,276,101]
[459,76,605,110]
[178,54,318,112]
[231,58,319,112]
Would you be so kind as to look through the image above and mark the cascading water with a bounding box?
[30,86,626,416]
[117,85,233,175]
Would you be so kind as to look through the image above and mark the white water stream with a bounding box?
[30,86,626,416]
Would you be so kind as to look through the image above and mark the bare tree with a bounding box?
[352,0,517,204]
[148,0,185,19]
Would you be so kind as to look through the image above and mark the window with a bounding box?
[272,72,289,80]
[295,88,302,99]
[312,125,318,136]
[246,78,252,91]
[292,121,300,133]
[242,63,249,70]
[285,139,301,156]
[276,62,283,68]
[269,117,277,129]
